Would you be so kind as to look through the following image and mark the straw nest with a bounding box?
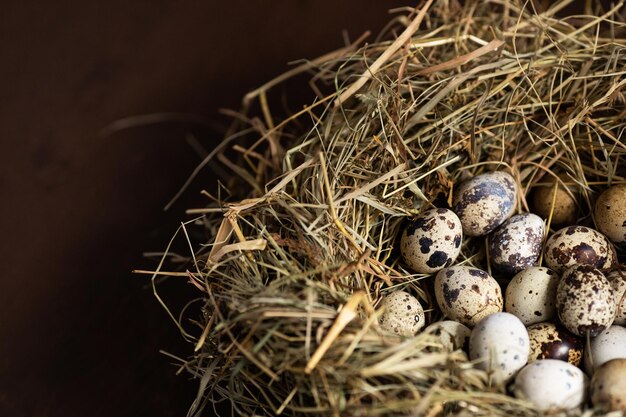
[148,1,626,416]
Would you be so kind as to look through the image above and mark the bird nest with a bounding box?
[146,0,626,416]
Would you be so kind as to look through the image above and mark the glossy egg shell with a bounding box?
[434,266,503,327]
[469,312,529,384]
[526,322,583,366]
[489,213,545,275]
[514,359,587,411]
[452,171,517,237]
[544,226,617,273]
[584,325,626,372]
[505,267,558,326]
[556,265,615,337]
[400,208,462,274]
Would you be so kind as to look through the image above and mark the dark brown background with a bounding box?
[0,1,406,416]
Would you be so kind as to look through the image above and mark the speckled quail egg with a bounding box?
[469,312,529,384]
[594,184,626,247]
[434,266,503,327]
[505,267,559,325]
[489,213,545,275]
[527,322,583,366]
[556,265,615,337]
[606,270,626,326]
[531,178,578,226]
[452,171,517,237]
[584,325,626,372]
[378,290,426,337]
[591,358,626,413]
[400,208,463,274]
[544,226,617,272]
[514,359,587,412]
[424,320,471,351]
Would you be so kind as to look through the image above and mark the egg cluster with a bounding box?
[380,171,626,413]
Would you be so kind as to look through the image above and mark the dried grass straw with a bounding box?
[143,0,626,415]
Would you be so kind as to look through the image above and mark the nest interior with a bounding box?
[147,0,626,416]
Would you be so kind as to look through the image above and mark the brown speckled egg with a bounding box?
[378,290,425,337]
[584,325,626,372]
[594,184,626,246]
[400,208,462,274]
[544,226,617,273]
[489,213,545,275]
[434,266,503,327]
[531,179,578,226]
[452,171,517,237]
[606,270,626,326]
[556,265,616,337]
[527,322,583,366]
[505,267,559,325]
[591,358,626,413]
[424,320,471,351]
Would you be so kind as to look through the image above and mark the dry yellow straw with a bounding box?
[334,0,434,106]
[305,291,365,374]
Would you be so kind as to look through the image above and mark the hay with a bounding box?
[144,0,626,415]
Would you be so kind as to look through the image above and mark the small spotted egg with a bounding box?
[424,320,471,352]
[378,290,425,337]
[584,325,626,373]
[452,171,517,237]
[527,322,583,366]
[594,184,626,246]
[505,267,558,326]
[591,358,626,413]
[400,208,462,274]
[606,270,626,326]
[531,178,578,226]
[514,359,587,412]
[489,213,545,275]
[556,265,615,337]
[544,226,617,273]
[469,312,529,384]
[434,266,503,327]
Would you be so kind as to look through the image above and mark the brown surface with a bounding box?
[0,1,405,416]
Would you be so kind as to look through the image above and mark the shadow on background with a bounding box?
[0,1,406,416]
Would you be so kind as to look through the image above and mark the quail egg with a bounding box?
[556,265,615,337]
[606,269,626,326]
[400,208,462,274]
[531,177,578,226]
[434,266,503,327]
[469,312,529,384]
[544,226,617,272]
[526,322,583,366]
[424,320,471,352]
[489,213,545,275]
[584,325,626,372]
[514,359,587,412]
[594,184,626,246]
[378,290,426,337]
[590,358,626,413]
[505,267,559,325]
[452,171,517,237]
